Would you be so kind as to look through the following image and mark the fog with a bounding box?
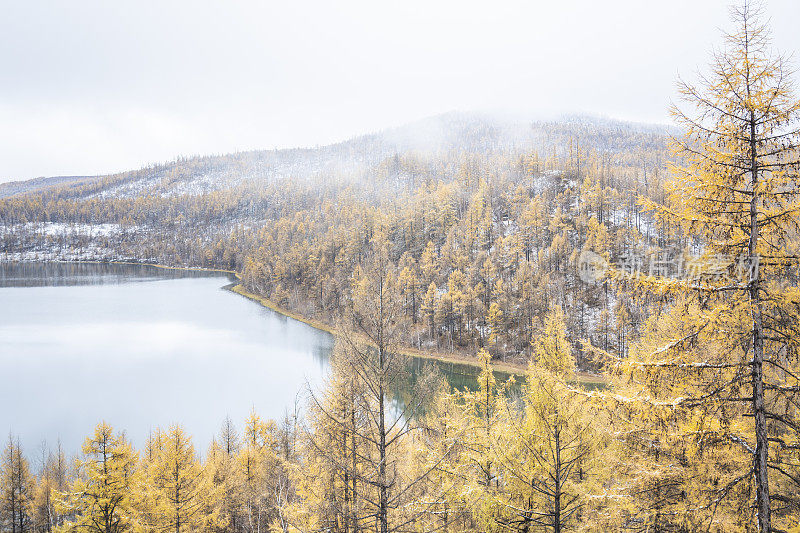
[1,0,798,182]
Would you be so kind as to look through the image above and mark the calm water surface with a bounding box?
[0,263,332,454]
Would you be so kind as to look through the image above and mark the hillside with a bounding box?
[0,112,673,368]
[0,112,672,201]
[0,174,103,199]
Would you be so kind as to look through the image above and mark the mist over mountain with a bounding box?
[0,108,674,369]
[0,112,672,203]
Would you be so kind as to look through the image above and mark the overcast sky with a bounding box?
[1,0,798,182]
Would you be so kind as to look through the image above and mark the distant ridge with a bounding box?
[0,174,103,199]
[0,112,674,200]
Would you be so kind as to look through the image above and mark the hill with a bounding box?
[0,112,673,368]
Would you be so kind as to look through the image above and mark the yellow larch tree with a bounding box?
[533,305,574,378]
[205,417,243,533]
[613,3,800,531]
[492,373,604,533]
[56,422,137,533]
[451,349,512,531]
[293,340,368,533]
[1,435,33,532]
[136,425,219,532]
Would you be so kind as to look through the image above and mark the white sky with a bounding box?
[1,0,798,182]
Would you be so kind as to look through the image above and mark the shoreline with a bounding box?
[4,259,606,383]
[229,277,606,384]
[66,260,241,279]
[230,284,530,374]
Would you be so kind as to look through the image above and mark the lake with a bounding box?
[0,262,529,459]
[0,262,333,456]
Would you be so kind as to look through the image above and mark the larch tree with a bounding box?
[205,418,243,533]
[421,283,438,340]
[533,305,574,377]
[613,2,800,531]
[448,349,511,530]
[57,422,138,533]
[138,425,219,533]
[32,441,68,532]
[296,341,368,533]
[300,229,453,533]
[493,373,602,533]
[0,435,33,533]
[342,234,437,533]
[489,307,606,533]
[239,410,287,532]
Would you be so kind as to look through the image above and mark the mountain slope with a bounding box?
[1,112,673,203]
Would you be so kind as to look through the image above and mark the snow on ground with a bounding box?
[91,176,160,199]
[0,248,135,263]
[0,222,138,263]
[0,222,123,237]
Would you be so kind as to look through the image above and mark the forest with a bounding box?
[2,3,800,532]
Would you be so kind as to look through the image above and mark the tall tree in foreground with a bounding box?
[617,2,800,531]
[0,435,32,532]
[490,309,607,533]
[298,228,454,532]
[492,373,602,533]
[295,342,368,532]
[138,425,219,532]
[57,423,137,533]
[438,349,507,531]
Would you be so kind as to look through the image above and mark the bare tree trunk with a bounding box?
[351,403,358,533]
[378,274,389,533]
[379,378,388,533]
[748,108,770,533]
[553,424,561,533]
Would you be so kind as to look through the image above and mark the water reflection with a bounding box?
[0,262,222,287]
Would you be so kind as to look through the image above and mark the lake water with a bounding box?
[0,263,333,455]
[0,262,528,460]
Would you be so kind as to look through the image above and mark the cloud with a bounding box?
[0,0,798,181]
